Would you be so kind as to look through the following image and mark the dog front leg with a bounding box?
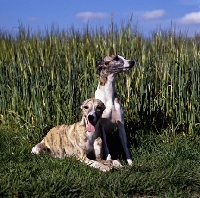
[100,124,122,167]
[117,121,132,165]
[84,157,111,172]
[93,137,103,159]
[100,124,111,160]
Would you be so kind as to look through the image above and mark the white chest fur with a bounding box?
[86,131,95,152]
[95,86,123,122]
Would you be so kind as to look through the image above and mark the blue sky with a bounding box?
[1,0,200,36]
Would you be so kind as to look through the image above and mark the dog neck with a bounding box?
[95,74,117,104]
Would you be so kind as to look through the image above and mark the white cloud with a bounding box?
[180,12,200,24]
[76,12,109,22]
[143,10,165,20]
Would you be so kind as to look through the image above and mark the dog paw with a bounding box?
[100,165,111,172]
[127,159,132,165]
[106,154,112,160]
[112,160,123,167]
[31,146,40,154]
[88,160,111,172]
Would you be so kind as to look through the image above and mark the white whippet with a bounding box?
[95,55,135,165]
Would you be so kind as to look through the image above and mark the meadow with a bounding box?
[0,21,200,197]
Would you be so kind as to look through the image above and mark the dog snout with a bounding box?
[87,111,97,122]
[88,114,95,121]
[129,60,135,67]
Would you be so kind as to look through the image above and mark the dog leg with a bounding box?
[93,137,103,159]
[88,160,111,172]
[31,143,51,155]
[100,125,123,167]
[117,121,132,165]
[84,157,111,172]
[112,160,123,167]
[100,125,111,160]
[78,153,111,172]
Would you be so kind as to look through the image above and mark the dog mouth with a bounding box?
[86,114,97,132]
[122,66,133,71]
[86,120,96,132]
[111,61,135,73]
[111,66,132,73]
[123,61,135,71]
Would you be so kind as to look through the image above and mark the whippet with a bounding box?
[32,98,112,172]
[95,55,135,165]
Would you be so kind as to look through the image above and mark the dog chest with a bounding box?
[85,131,96,152]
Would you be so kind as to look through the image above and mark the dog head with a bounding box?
[96,55,135,77]
[80,98,106,132]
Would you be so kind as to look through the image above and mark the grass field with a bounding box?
[1,127,200,197]
[0,21,200,197]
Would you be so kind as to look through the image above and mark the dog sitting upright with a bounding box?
[32,98,111,172]
[95,55,135,165]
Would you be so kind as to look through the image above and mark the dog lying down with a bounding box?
[32,98,115,172]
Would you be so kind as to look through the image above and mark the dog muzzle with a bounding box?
[86,113,98,132]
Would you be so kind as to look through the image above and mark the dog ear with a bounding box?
[102,102,106,111]
[96,99,106,111]
[104,55,115,62]
[96,61,104,75]
[80,99,89,109]
[113,55,119,61]
[104,56,112,62]
[80,103,84,109]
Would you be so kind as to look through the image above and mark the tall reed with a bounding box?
[0,22,199,135]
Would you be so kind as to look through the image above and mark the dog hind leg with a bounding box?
[117,121,132,165]
[31,143,51,155]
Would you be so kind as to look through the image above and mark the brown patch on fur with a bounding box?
[96,159,113,168]
[114,97,121,104]
[100,76,107,86]
[104,55,116,62]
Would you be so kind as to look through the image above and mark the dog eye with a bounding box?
[96,105,102,110]
[113,56,119,61]
[83,106,89,109]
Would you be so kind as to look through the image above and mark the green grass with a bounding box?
[0,127,200,197]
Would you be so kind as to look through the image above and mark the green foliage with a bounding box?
[0,127,200,197]
[0,22,200,134]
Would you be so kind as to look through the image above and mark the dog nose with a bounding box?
[88,115,94,121]
[129,60,135,67]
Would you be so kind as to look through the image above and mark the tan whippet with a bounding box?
[95,55,135,165]
[32,98,112,172]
